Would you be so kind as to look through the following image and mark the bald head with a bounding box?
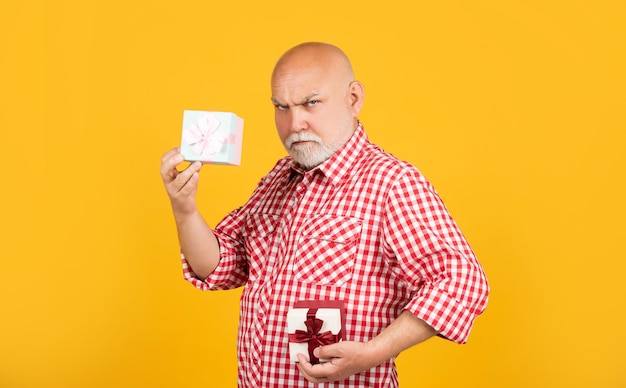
[271,42,355,87]
[270,42,365,169]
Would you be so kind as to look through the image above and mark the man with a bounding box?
[160,42,489,387]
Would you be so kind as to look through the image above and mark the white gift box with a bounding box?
[286,300,346,364]
[180,110,243,165]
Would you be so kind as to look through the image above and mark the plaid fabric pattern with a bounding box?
[182,124,489,387]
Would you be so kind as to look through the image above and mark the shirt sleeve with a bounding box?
[181,208,249,291]
[383,168,489,344]
[181,158,291,291]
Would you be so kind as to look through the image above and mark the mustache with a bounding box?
[285,132,322,148]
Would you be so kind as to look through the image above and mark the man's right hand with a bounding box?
[160,148,220,280]
[160,148,203,217]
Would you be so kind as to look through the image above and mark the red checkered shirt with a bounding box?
[182,123,489,387]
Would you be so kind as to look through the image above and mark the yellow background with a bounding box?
[1,0,624,387]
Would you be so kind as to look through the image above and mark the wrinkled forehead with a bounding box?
[272,58,353,101]
[272,65,332,100]
[272,63,324,88]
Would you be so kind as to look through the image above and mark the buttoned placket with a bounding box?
[282,171,316,258]
[246,170,314,386]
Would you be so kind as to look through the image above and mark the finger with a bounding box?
[160,147,181,163]
[176,168,200,196]
[296,355,321,382]
[296,353,312,368]
[171,161,203,194]
[296,353,334,378]
[315,344,340,360]
[160,152,185,182]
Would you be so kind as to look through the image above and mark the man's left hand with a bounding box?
[296,341,378,383]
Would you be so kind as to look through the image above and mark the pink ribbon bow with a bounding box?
[184,114,227,157]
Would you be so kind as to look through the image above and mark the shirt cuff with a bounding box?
[404,283,478,344]
[181,234,245,291]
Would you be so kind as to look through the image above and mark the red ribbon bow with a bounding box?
[288,308,339,364]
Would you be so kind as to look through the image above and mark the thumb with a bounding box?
[314,344,338,359]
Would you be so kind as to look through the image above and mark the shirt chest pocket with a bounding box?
[243,213,279,282]
[294,215,362,287]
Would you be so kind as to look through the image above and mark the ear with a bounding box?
[348,80,365,116]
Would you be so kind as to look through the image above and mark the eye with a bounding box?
[274,103,289,111]
[306,100,320,107]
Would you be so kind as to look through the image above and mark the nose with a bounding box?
[288,107,307,132]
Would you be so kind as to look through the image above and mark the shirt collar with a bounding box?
[290,121,368,187]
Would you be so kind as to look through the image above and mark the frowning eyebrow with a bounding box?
[271,93,320,107]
